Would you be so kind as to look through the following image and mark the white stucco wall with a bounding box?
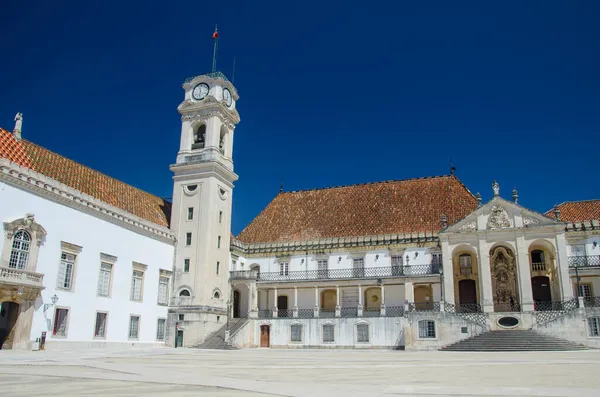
[0,182,174,348]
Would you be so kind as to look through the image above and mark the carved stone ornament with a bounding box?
[181,109,237,129]
[490,246,519,311]
[3,214,47,246]
[523,217,540,226]
[459,220,477,231]
[487,205,512,229]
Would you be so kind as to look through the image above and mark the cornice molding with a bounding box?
[231,232,440,256]
[0,159,175,244]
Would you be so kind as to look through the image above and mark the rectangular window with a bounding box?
[97,262,112,297]
[184,258,190,273]
[352,258,365,278]
[131,270,144,301]
[216,262,220,275]
[157,276,169,305]
[187,207,194,220]
[317,260,328,278]
[53,308,69,336]
[391,255,403,275]
[94,312,107,338]
[186,232,192,246]
[217,236,221,249]
[459,255,472,267]
[279,262,289,276]
[588,317,600,337]
[431,253,442,265]
[357,323,369,343]
[57,253,76,290]
[322,324,334,343]
[129,315,140,339]
[179,314,185,321]
[419,320,436,338]
[579,284,592,300]
[291,324,302,342]
[219,211,223,224]
[156,318,166,341]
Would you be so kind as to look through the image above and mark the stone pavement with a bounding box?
[0,347,599,396]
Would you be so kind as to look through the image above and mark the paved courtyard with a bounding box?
[0,347,599,396]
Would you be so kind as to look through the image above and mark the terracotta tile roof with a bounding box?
[545,200,600,223]
[1,128,171,227]
[237,175,477,244]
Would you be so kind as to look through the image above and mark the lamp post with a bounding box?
[43,294,59,312]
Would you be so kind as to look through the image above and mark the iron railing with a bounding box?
[230,264,439,283]
[258,310,272,319]
[184,71,230,84]
[531,262,547,272]
[568,255,600,268]
[363,308,381,317]
[384,306,405,317]
[340,307,358,318]
[228,316,249,338]
[277,309,293,318]
[408,302,441,312]
[583,297,600,308]
[297,308,314,318]
[534,300,579,312]
[445,303,482,313]
[319,309,336,318]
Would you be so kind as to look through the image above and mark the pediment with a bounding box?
[445,197,558,233]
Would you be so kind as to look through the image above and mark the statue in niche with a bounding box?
[487,205,512,229]
[490,246,519,311]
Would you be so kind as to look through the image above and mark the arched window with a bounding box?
[219,125,227,155]
[9,230,31,269]
[192,124,206,149]
[459,254,472,276]
[213,290,221,299]
[179,289,191,297]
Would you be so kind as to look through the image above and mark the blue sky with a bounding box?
[1,1,599,234]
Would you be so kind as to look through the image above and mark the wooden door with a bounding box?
[277,296,288,317]
[260,325,270,347]
[175,330,183,348]
[458,279,477,306]
[532,276,552,305]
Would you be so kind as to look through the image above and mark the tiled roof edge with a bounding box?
[0,159,175,244]
[231,231,440,255]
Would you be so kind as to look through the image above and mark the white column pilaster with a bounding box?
[380,284,386,316]
[357,284,363,316]
[516,234,534,312]
[249,283,258,318]
[441,239,455,304]
[314,286,320,317]
[556,232,574,299]
[293,287,299,318]
[335,285,341,317]
[405,281,414,312]
[273,287,278,318]
[477,237,494,313]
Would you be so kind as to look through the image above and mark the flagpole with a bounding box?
[212,25,218,73]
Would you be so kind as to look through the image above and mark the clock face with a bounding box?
[192,83,209,100]
[223,88,232,107]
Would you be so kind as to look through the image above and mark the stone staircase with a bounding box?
[193,317,247,350]
[441,330,588,352]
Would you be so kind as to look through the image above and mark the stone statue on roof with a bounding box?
[13,112,23,140]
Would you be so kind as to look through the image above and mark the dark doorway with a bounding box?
[532,276,552,309]
[0,302,20,350]
[260,325,270,347]
[277,296,288,317]
[233,290,241,318]
[458,279,478,311]
[175,330,184,348]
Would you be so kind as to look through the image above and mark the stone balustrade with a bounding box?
[0,265,44,288]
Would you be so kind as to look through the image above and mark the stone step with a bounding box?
[441,330,587,352]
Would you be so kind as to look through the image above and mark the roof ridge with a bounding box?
[21,138,168,203]
[281,174,454,194]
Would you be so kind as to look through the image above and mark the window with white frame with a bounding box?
[156,318,166,341]
[357,323,369,343]
[57,252,76,290]
[279,262,289,276]
[418,320,436,338]
[131,270,144,301]
[184,258,190,272]
[579,284,593,300]
[186,232,192,245]
[129,315,140,339]
[157,276,169,305]
[317,260,328,278]
[322,324,335,343]
[352,258,365,277]
[94,312,107,338]
[291,324,302,342]
[391,255,403,275]
[53,308,69,336]
[9,230,30,269]
[97,262,112,297]
[588,317,600,337]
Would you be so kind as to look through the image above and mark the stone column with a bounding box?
[405,281,414,312]
[314,286,320,317]
[249,283,258,318]
[516,235,534,312]
[273,287,278,318]
[441,239,455,304]
[293,287,299,318]
[380,284,386,316]
[555,232,574,299]
[357,284,363,316]
[335,285,341,317]
[477,237,494,313]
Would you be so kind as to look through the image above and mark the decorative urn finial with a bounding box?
[512,187,518,203]
[553,205,561,222]
[441,214,448,229]
[492,180,500,197]
[475,192,482,207]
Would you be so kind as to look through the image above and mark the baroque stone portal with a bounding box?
[490,246,520,312]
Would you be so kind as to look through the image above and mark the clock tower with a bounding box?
[169,71,239,347]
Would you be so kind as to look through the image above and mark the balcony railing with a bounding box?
[583,297,600,308]
[569,255,600,268]
[532,262,546,272]
[230,264,439,283]
[459,266,472,276]
[257,306,407,319]
[0,266,44,288]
